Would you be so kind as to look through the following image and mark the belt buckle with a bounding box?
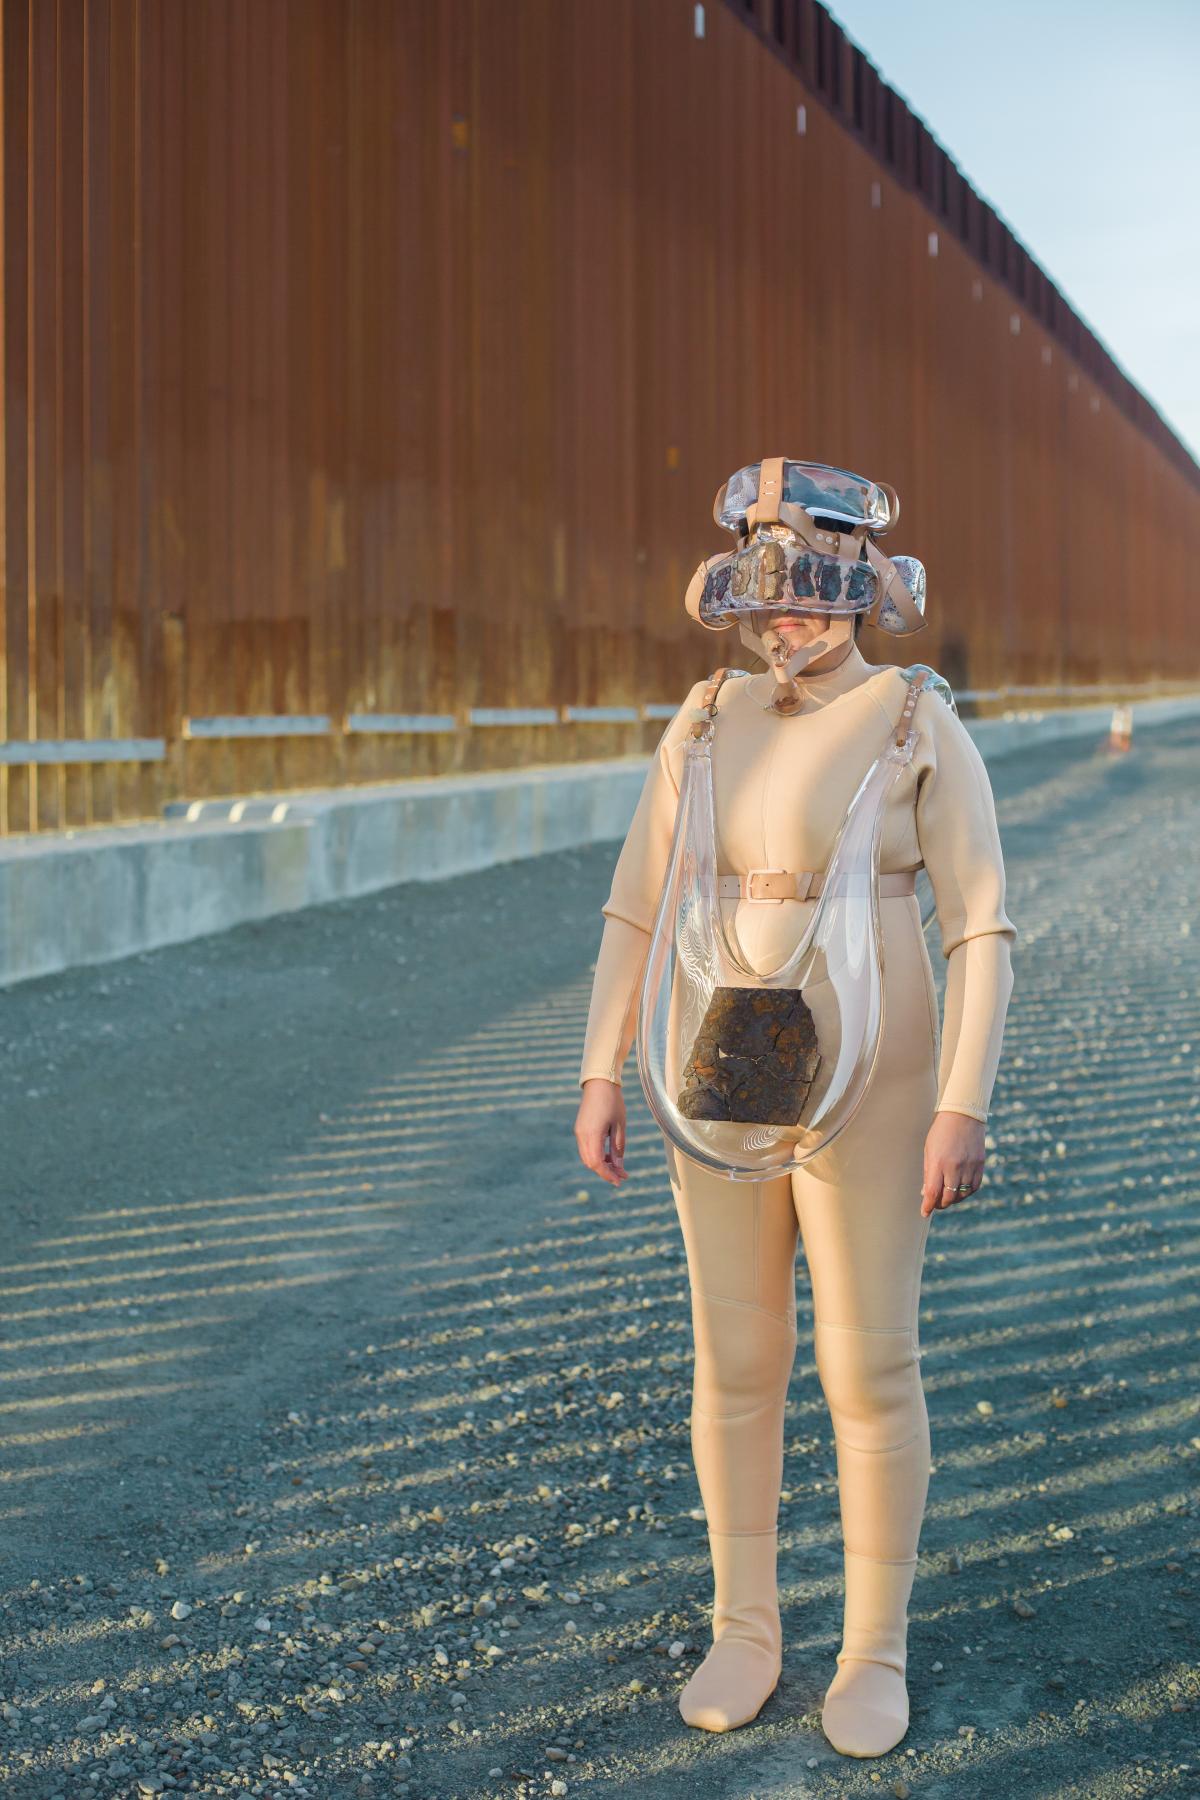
[745,867,791,905]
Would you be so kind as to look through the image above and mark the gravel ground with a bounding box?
[0,712,1198,1800]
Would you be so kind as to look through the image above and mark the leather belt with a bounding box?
[716,866,920,904]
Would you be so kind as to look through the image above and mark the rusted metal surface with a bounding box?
[0,0,1196,835]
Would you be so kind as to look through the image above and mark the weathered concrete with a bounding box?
[1,691,1196,987]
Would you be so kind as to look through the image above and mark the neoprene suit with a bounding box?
[577,641,1017,1755]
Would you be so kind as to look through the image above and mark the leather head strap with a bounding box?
[861,536,926,631]
[737,614,856,714]
[875,479,900,534]
[774,501,847,553]
[747,456,786,529]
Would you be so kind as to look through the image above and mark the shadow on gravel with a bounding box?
[0,715,1197,1799]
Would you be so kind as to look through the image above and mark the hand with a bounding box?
[575,1079,628,1187]
[921,1110,986,1218]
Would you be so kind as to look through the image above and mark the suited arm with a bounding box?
[915,700,1018,1123]
[578,682,706,1089]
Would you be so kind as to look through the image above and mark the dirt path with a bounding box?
[0,714,1197,1799]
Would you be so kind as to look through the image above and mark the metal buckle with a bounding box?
[745,867,791,904]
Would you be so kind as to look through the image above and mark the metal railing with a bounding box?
[3,680,1197,765]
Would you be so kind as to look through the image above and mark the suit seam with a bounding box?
[691,1396,788,1424]
[836,1429,924,1454]
[813,1318,911,1334]
[697,1291,796,1330]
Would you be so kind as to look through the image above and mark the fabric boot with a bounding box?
[678,1527,783,1732]
[820,1550,917,1757]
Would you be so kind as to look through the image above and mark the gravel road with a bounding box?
[1,712,1198,1800]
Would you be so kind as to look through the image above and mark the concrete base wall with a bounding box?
[2,692,1197,988]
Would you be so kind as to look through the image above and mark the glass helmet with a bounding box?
[684,457,928,638]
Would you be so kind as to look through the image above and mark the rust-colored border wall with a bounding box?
[1,0,1197,835]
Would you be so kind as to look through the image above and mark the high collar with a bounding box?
[744,639,879,710]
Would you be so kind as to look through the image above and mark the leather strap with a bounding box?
[699,666,736,713]
[875,478,901,533]
[717,868,920,902]
[894,667,929,745]
[689,664,742,737]
[753,455,785,526]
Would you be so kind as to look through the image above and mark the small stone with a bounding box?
[894,1782,912,1799]
[546,1747,568,1761]
[170,1600,193,1621]
[931,1660,944,1672]
[668,1641,685,1659]
[254,1615,273,1633]
[975,1400,994,1416]
[1013,1597,1036,1619]
[551,1783,568,1797]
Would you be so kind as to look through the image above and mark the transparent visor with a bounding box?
[635,696,924,1180]
[700,535,879,623]
[717,461,894,534]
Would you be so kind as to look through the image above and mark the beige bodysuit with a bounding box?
[575,640,1018,1755]
[579,641,1016,1120]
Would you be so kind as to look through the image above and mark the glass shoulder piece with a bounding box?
[899,662,957,716]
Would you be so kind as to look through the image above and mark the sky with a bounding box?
[824,0,1200,462]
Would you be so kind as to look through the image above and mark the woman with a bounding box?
[573,459,1016,1759]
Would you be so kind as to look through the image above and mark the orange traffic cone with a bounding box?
[1107,704,1132,753]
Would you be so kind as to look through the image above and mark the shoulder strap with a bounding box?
[687,665,741,742]
[700,665,739,714]
[893,668,929,746]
